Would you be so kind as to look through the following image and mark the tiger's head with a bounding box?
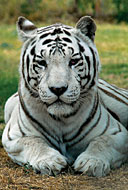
[17,16,100,117]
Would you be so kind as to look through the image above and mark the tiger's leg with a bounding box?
[2,106,67,175]
[74,124,128,177]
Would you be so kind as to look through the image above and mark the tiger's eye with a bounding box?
[38,60,47,67]
[69,59,77,67]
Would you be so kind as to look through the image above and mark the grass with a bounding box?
[0,24,20,123]
[95,23,128,87]
[0,21,128,189]
[1,148,128,190]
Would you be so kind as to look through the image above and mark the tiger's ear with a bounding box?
[17,16,37,42]
[76,16,96,42]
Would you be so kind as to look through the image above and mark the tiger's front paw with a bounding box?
[74,152,110,177]
[31,149,67,175]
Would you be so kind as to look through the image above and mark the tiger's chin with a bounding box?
[46,100,78,117]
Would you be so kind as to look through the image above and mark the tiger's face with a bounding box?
[18,17,100,116]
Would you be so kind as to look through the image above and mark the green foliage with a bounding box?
[113,0,128,22]
[0,0,74,23]
[0,0,122,23]
[68,0,94,15]
[20,0,42,16]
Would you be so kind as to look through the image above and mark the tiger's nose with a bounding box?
[49,86,68,96]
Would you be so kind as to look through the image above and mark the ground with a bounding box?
[0,145,128,190]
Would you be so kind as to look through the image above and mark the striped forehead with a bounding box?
[36,24,77,46]
[37,23,73,35]
[33,24,83,57]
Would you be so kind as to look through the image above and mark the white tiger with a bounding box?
[2,16,128,177]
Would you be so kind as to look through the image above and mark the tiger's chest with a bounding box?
[43,119,88,164]
[58,140,87,164]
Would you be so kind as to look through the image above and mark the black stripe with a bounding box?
[42,39,54,45]
[78,43,85,52]
[49,114,61,121]
[99,114,110,136]
[7,124,12,141]
[33,64,40,74]
[74,62,84,68]
[17,118,25,136]
[40,32,50,39]
[78,73,90,81]
[51,28,63,35]
[55,36,62,42]
[26,55,31,83]
[22,49,27,82]
[112,123,122,135]
[68,103,101,147]
[64,93,99,143]
[78,68,84,72]
[85,55,90,71]
[62,37,72,43]
[47,44,53,47]
[31,40,36,46]
[30,46,35,55]
[107,107,120,122]
[88,47,97,89]
[75,37,80,42]
[68,47,74,54]
[72,53,80,57]
[63,26,72,30]
[63,29,71,36]
[98,86,128,106]
[38,28,53,34]
[59,43,67,46]
[37,25,56,33]
[35,55,43,59]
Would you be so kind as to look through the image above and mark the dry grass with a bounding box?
[1,147,128,190]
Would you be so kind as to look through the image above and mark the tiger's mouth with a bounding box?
[45,98,78,117]
[46,98,76,107]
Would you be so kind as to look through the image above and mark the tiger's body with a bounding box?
[2,16,128,177]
